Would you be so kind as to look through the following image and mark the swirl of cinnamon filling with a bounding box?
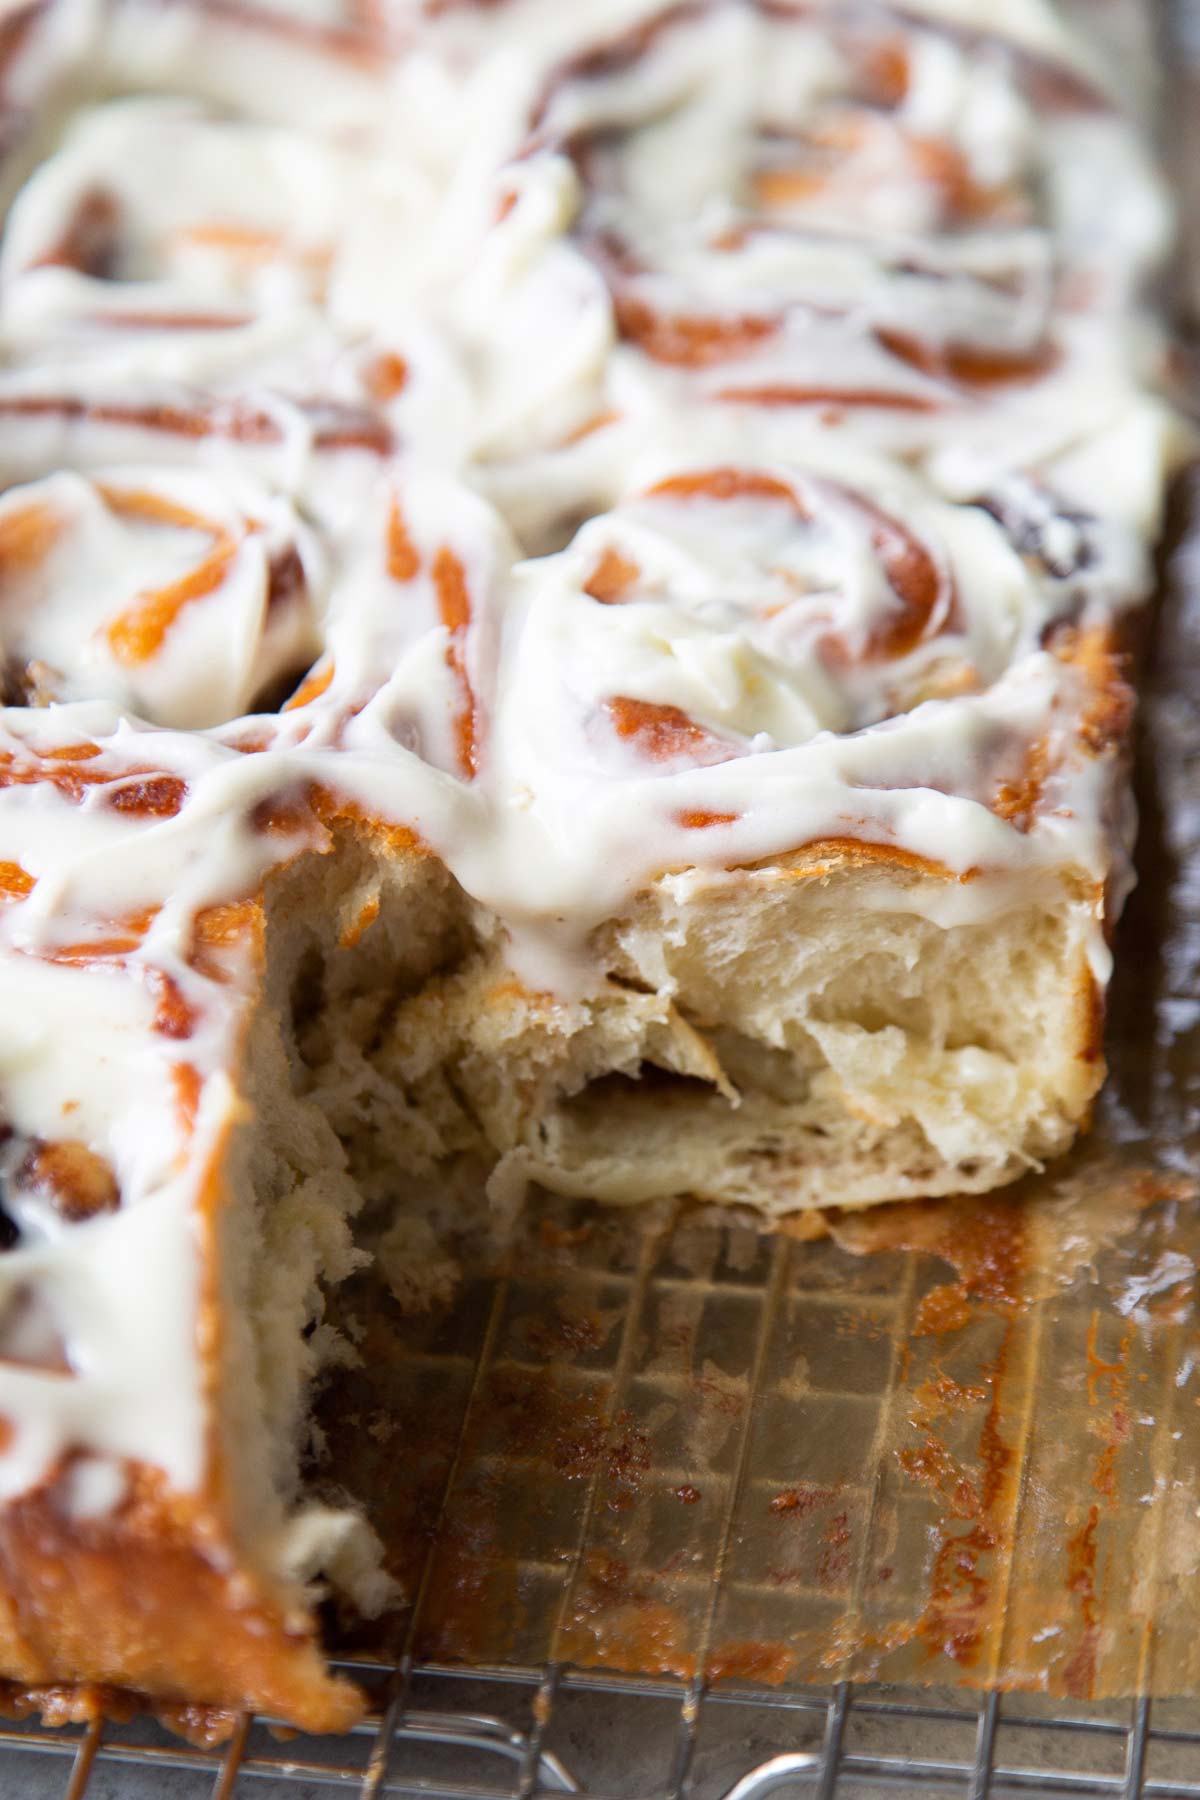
[465,0,1170,543]
[0,95,469,493]
[535,0,1164,341]
[495,449,1127,789]
[0,467,322,726]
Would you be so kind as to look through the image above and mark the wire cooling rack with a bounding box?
[2,1670,1197,1799]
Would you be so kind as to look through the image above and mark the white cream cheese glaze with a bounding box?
[0,466,321,725]
[0,0,1182,1520]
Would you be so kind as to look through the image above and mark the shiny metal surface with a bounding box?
[0,1674,1196,1799]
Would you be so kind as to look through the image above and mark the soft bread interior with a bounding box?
[222,834,1104,1616]
[377,854,1103,1213]
[214,834,471,1623]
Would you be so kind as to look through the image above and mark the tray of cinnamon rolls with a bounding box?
[0,0,1186,1738]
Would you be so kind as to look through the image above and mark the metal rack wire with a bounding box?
[2,1668,1196,1799]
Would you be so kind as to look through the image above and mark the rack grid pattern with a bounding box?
[3,1667,1198,1799]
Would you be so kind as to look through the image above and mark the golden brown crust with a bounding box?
[0,1053,365,1727]
[761,837,980,882]
[0,1463,363,1731]
[1076,960,1107,1071]
[0,914,368,1734]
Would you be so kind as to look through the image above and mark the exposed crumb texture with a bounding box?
[368,858,1105,1214]
[192,829,1105,1666]
[210,839,472,1632]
